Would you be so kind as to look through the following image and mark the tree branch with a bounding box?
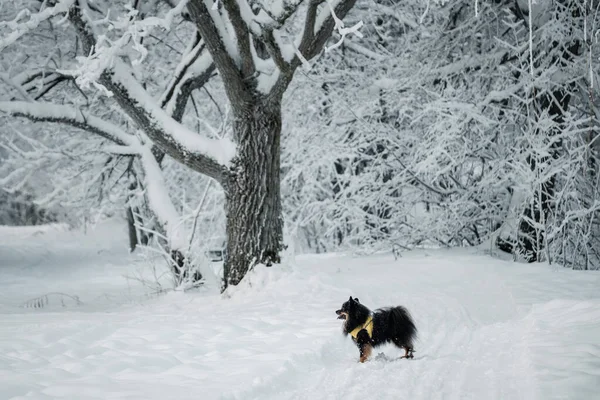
[0,101,135,146]
[160,0,193,21]
[0,0,77,51]
[186,0,252,105]
[221,0,256,79]
[159,31,216,122]
[270,0,358,100]
[0,98,193,251]
[260,29,292,74]
[258,0,305,29]
[12,69,72,101]
[101,63,232,182]
[68,1,232,183]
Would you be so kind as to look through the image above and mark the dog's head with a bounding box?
[335,296,360,320]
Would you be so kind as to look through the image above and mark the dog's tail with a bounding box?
[390,306,417,347]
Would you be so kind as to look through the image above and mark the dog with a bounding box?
[336,296,417,363]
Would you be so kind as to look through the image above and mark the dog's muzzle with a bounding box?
[336,310,348,320]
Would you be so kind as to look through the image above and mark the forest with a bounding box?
[2,2,600,399]
[1,0,599,287]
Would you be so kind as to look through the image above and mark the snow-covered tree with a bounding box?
[0,0,360,289]
[281,0,600,271]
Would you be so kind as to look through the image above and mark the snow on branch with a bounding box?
[139,145,189,250]
[159,33,216,121]
[343,41,385,61]
[257,0,305,29]
[66,4,235,181]
[260,27,294,74]
[110,62,236,166]
[0,101,137,147]
[0,102,189,251]
[0,0,76,51]
[265,0,358,97]
[63,0,187,89]
[137,0,190,30]
[253,0,362,92]
[1,68,71,103]
[0,74,34,102]
[323,0,363,53]
[61,0,191,91]
[187,0,249,103]
[221,0,255,78]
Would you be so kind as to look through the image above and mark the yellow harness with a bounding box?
[349,315,373,340]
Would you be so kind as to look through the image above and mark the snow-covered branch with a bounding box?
[13,69,71,101]
[258,0,305,30]
[268,0,358,98]
[221,0,255,78]
[187,0,250,104]
[159,32,216,122]
[66,2,235,182]
[139,145,189,250]
[107,62,235,167]
[0,0,76,51]
[0,101,191,252]
[323,1,363,53]
[0,101,136,147]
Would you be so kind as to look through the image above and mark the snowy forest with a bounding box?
[2,1,600,399]
[2,0,600,286]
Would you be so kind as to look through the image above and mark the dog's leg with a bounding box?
[392,337,415,360]
[356,331,372,363]
[359,343,373,363]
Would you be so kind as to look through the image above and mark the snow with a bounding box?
[0,0,76,51]
[111,62,237,166]
[0,101,137,147]
[136,0,190,31]
[166,52,213,117]
[139,145,188,250]
[314,0,342,36]
[2,222,600,399]
[202,0,241,64]
[236,0,262,36]
[160,38,212,117]
[257,69,281,94]
[267,0,286,19]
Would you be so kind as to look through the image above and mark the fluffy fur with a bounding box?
[336,296,417,363]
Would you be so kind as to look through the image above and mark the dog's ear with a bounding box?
[354,297,359,303]
[349,296,354,303]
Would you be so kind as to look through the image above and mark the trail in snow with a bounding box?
[1,221,600,400]
[228,255,537,400]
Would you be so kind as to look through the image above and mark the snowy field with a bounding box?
[1,221,600,400]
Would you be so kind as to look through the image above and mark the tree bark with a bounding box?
[126,206,138,252]
[222,99,284,289]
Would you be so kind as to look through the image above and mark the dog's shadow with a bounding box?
[373,352,422,362]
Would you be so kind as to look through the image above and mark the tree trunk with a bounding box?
[126,205,138,252]
[513,10,581,261]
[517,166,556,262]
[222,100,284,290]
[517,90,571,262]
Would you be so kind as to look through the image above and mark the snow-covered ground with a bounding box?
[1,221,600,400]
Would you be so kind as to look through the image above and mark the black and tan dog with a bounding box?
[336,296,417,363]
